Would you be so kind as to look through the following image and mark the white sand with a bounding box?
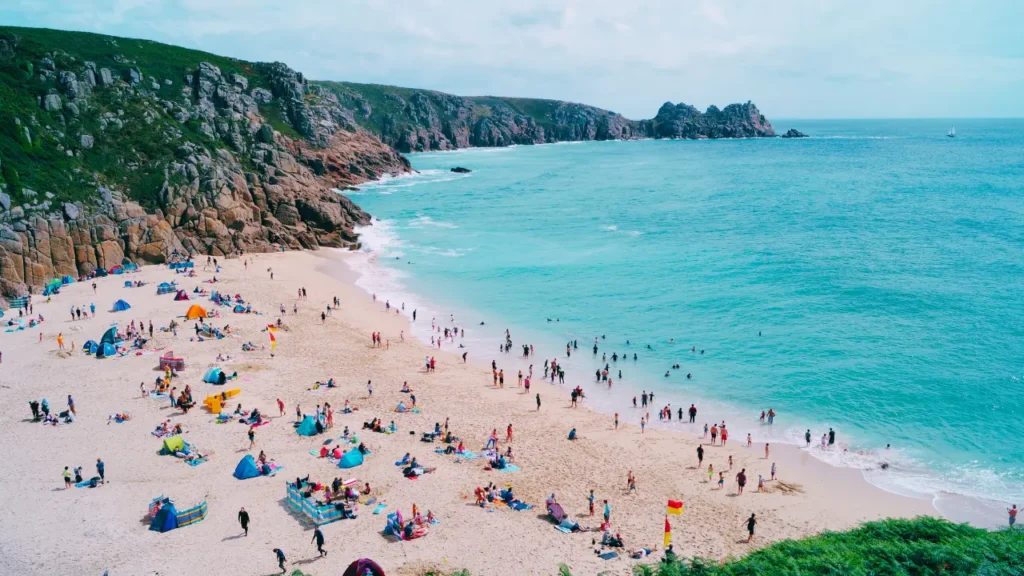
[0,250,934,576]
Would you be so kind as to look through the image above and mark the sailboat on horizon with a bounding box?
[947,126,956,138]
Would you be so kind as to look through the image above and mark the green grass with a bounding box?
[632,518,1023,576]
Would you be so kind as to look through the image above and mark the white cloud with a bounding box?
[4,0,1023,118]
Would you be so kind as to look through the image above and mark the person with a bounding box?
[588,489,595,516]
[736,468,746,495]
[707,463,714,483]
[603,500,611,524]
[67,395,76,416]
[765,443,770,459]
[536,393,541,411]
[506,423,513,442]
[697,444,704,467]
[614,413,619,430]
[312,526,327,557]
[688,404,697,423]
[273,548,286,573]
[277,398,285,417]
[568,428,577,441]
[248,428,256,449]
[771,462,777,480]
[828,427,835,446]
[747,433,752,447]
[1009,504,1018,528]
[63,466,72,489]
[805,429,811,446]
[710,424,718,445]
[746,513,757,543]
[238,507,250,536]
[757,474,765,492]
[718,472,725,490]
[640,417,645,434]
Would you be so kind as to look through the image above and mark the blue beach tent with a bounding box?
[100,327,118,346]
[83,340,98,354]
[202,367,223,384]
[232,304,246,313]
[62,275,75,284]
[337,448,364,469]
[149,502,179,532]
[96,342,117,358]
[112,299,131,312]
[296,416,318,436]
[233,455,261,480]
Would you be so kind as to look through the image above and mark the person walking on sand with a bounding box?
[746,513,757,543]
[603,500,611,524]
[67,394,76,416]
[536,393,541,411]
[367,380,373,397]
[588,489,596,516]
[63,466,72,489]
[272,548,286,573]
[736,468,747,495]
[640,416,646,434]
[277,398,285,417]
[506,423,513,442]
[765,443,770,459]
[707,463,714,483]
[710,424,718,445]
[238,507,250,536]
[1009,504,1018,528]
[96,458,105,484]
[248,428,256,450]
[312,526,327,557]
[697,444,704,467]
[771,462,777,480]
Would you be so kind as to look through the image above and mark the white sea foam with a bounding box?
[602,225,618,231]
[409,215,458,229]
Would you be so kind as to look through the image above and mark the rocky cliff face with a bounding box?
[651,101,774,139]
[318,82,773,152]
[0,28,410,299]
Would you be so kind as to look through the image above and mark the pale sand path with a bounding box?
[0,250,933,576]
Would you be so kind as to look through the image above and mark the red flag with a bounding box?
[664,515,671,547]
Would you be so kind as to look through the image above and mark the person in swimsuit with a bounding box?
[746,513,757,543]
[736,468,747,495]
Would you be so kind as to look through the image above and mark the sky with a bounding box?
[3,0,1023,119]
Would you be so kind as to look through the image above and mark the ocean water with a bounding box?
[343,119,1024,524]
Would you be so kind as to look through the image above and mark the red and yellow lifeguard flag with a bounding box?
[267,325,277,351]
[664,515,672,547]
[266,324,277,332]
[667,499,684,515]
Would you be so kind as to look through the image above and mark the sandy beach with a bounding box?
[0,249,935,576]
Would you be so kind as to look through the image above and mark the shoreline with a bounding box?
[336,227,1009,530]
[0,249,946,576]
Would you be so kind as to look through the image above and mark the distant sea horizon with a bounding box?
[343,118,1024,527]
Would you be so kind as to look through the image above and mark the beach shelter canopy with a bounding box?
[174,290,190,301]
[548,503,568,523]
[185,304,207,320]
[343,559,385,576]
[96,342,116,358]
[296,416,318,436]
[100,327,118,346]
[162,436,185,454]
[233,455,261,480]
[337,448,364,469]
[150,502,179,532]
[112,299,131,312]
[94,268,108,277]
[125,263,138,271]
[232,304,246,313]
[83,340,98,353]
[157,282,177,295]
[202,367,223,384]
[42,284,60,296]
[62,275,75,284]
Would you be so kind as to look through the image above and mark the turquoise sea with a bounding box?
[345,119,1024,524]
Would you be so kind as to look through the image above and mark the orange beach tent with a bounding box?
[185,305,208,320]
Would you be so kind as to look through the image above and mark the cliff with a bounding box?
[317,82,775,152]
[0,27,410,298]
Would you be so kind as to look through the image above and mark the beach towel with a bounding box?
[554,525,573,533]
[599,552,619,560]
[499,464,521,473]
[75,480,94,488]
[373,503,388,515]
[186,457,208,467]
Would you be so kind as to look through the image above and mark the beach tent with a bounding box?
[233,455,261,480]
[83,340,98,354]
[343,559,385,576]
[42,284,60,296]
[125,263,138,271]
[96,342,116,358]
[94,268,108,277]
[157,282,176,295]
[174,290,190,301]
[202,367,223,384]
[124,281,132,288]
[100,327,118,346]
[112,299,131,312]
[150,502,179,532]
[110,266,124,275]
[185,304,207,320]
[62,275,75,284]
[232,304,246,313]
[337,448,364,469]
[296,416,319,436]
[161,436,185,454]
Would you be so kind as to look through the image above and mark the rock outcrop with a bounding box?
[0,28,411,298]
[781,128,809,138]
[318,82,775,152]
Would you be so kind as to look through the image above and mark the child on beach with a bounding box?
[771,462,777,480]
[718,472,725,490]
[707,464,713,483]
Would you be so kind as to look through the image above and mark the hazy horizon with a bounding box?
[3,1,1022,119]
